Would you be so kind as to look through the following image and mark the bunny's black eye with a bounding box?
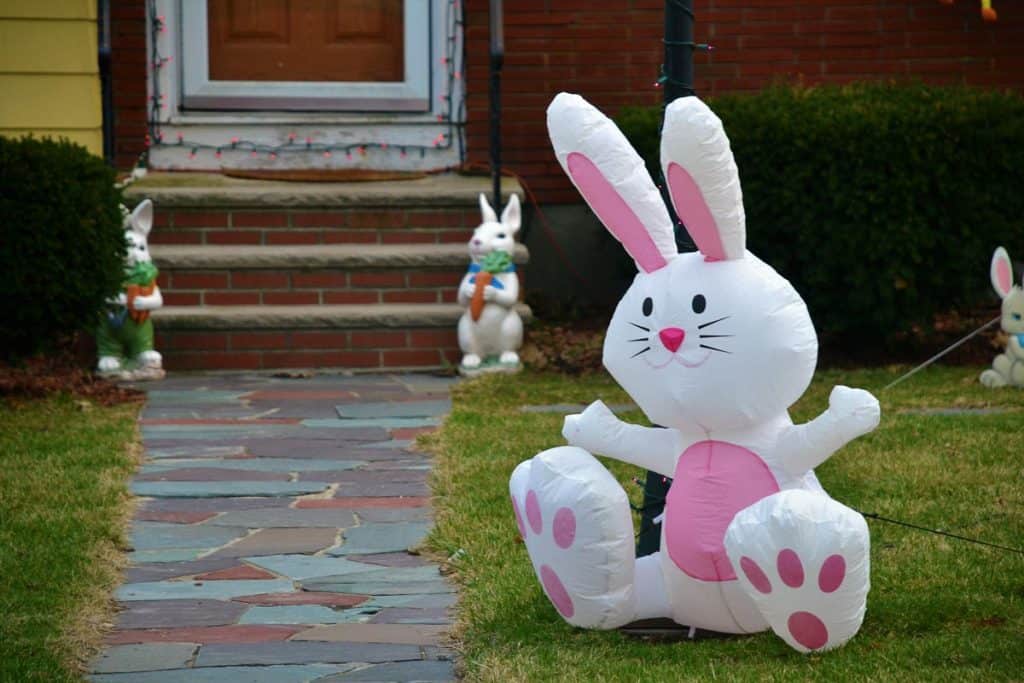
[642,297,653,316]
[692,294,706,314]
[497,233,507,239]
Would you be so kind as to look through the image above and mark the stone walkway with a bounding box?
[90,373,458,682]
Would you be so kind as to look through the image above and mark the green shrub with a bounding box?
[0,136,125,360]
[615,83,1024,346]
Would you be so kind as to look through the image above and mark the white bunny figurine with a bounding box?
[96,199,165,380]
[980,247,1024,387]
[509,93,881,654]
[457,193,523,374]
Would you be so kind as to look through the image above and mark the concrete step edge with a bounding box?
[152,243,529,270]
[126,173,523,209]
[154,303,534,330]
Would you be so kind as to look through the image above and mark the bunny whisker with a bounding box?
[627,337,650,343]
[630,346,651,358]
[699,334,733,339]
[700,343,731,354]
[630,322,651,332]
[697,316,730,330]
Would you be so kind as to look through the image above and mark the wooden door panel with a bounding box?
[208,0,404,83]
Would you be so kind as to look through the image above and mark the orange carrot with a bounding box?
[470,272,493,321]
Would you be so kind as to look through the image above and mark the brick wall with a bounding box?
[464,0,1024,203]
[111,0,148,169]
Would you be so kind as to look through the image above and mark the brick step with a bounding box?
[125,172,519,246]
[152,244,528,306]
[153,303,533,371]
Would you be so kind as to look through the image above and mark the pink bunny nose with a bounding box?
[659,327,685,352]
[473,239,482,245]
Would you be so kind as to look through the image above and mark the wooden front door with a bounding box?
[208,0,404,83]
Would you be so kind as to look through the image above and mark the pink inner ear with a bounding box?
[666,162,727,261]
[566,152,668,273]
[995,258,1012,295]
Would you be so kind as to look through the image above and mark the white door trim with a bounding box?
[180,0,431,112]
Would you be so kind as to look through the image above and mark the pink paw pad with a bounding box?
[552,507,576,549]
[540,564,574,618]
[777,549,805,588]
[818,554,846,593]
[525,490,543,534]
[788,611,828,650]
[740,556,772,594]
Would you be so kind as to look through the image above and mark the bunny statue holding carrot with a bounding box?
[457,193,523,375]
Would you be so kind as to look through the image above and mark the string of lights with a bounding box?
[143,0,466,165]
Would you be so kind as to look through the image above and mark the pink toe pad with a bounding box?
[788,611,829,650]
[739,556,772,594]
[553,507,576,549]
[525,490,542,535]
[818,554,846,593]
[540,564,575,618]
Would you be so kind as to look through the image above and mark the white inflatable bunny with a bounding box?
[509,93,881,653]
[980,247,1024,387]
[457,193,523,374]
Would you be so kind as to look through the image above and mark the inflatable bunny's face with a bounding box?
[470,193,520,262]
[124,199,155,270]
[990,247,1024,336]
[548,94,817,432]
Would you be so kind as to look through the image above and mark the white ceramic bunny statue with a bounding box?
[457,193,523,375]
[980,247,1024,387]
[509,93,881,653]
[96,199,165,380]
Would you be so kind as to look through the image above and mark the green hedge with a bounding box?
[0,136,126,360]
[615,83,1024,345]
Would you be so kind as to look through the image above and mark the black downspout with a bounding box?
[636,0,696,559]
[98,0,115,165]
[489,0,504,209]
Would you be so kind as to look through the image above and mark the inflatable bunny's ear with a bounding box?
[991,246,1015,298]
[479,193,498,224]
[661,97,746,261]
[130,199,154,237]
[547,93,676,273]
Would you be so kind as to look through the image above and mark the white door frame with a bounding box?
[180,0,431,112]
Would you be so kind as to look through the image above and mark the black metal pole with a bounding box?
[489,0,505,209]
[98,0,115,165]
[636,0,695,559]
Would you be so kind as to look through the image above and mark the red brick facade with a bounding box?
[463,0,1024,202]
[110,1,1024,200]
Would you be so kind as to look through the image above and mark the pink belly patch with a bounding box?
[665,440,780,582]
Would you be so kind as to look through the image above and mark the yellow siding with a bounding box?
[0,1,102,156]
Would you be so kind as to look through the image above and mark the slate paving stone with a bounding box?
[357,440,414,450]
[147,445,247,459]
[305,567,442,584]
[363,594,457,609]
[206,509,356,528]
[244,555,371,581]
[349,553,432,568]
[213,528,338,558]
[107,624,304,645]
[135,467,290,482]
[319,470,429,484]
[351,508,432,523]
[130,523,248,551]
[90,664,356,683]
[296,497,429,510]
[91,643,198,674]
[192,641,425,668]
[195,565,277,580]
[124,557,242,583]
[141,497,293,513]
[135,510,219,524]
[329,523,431,555]
[145,390,248,404]
[131,481,329,498]
[302,417,441,430]
[291,623,447,645]
[233,592,368,608]
[369,608,450,625]
[117,599,248,629]
[336,399,451,420]
[144,458,365,473]
[300,581,454,597]
[129,550,206,564]
[118,579,294,602]
[317,660,456,682]
[239,604,378,625]
[334,482,430,498]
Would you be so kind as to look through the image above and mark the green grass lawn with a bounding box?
[425,366,1024,682]
[0,396,139,682]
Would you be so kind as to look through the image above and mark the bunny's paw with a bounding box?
[828,386,880,440]
[509,446,636,629]
[724,489,870,653]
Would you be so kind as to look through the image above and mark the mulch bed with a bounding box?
[0,346,144,406]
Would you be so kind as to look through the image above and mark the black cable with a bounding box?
[859,511,1024,557]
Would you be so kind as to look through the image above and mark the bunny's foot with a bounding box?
[510,446,655,629]
[138,350,162,369]
[97,356,122,374]
[499,351,520,365]
[980,368,1007,388]
[724,489,870,653]
[460,353,482,369]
